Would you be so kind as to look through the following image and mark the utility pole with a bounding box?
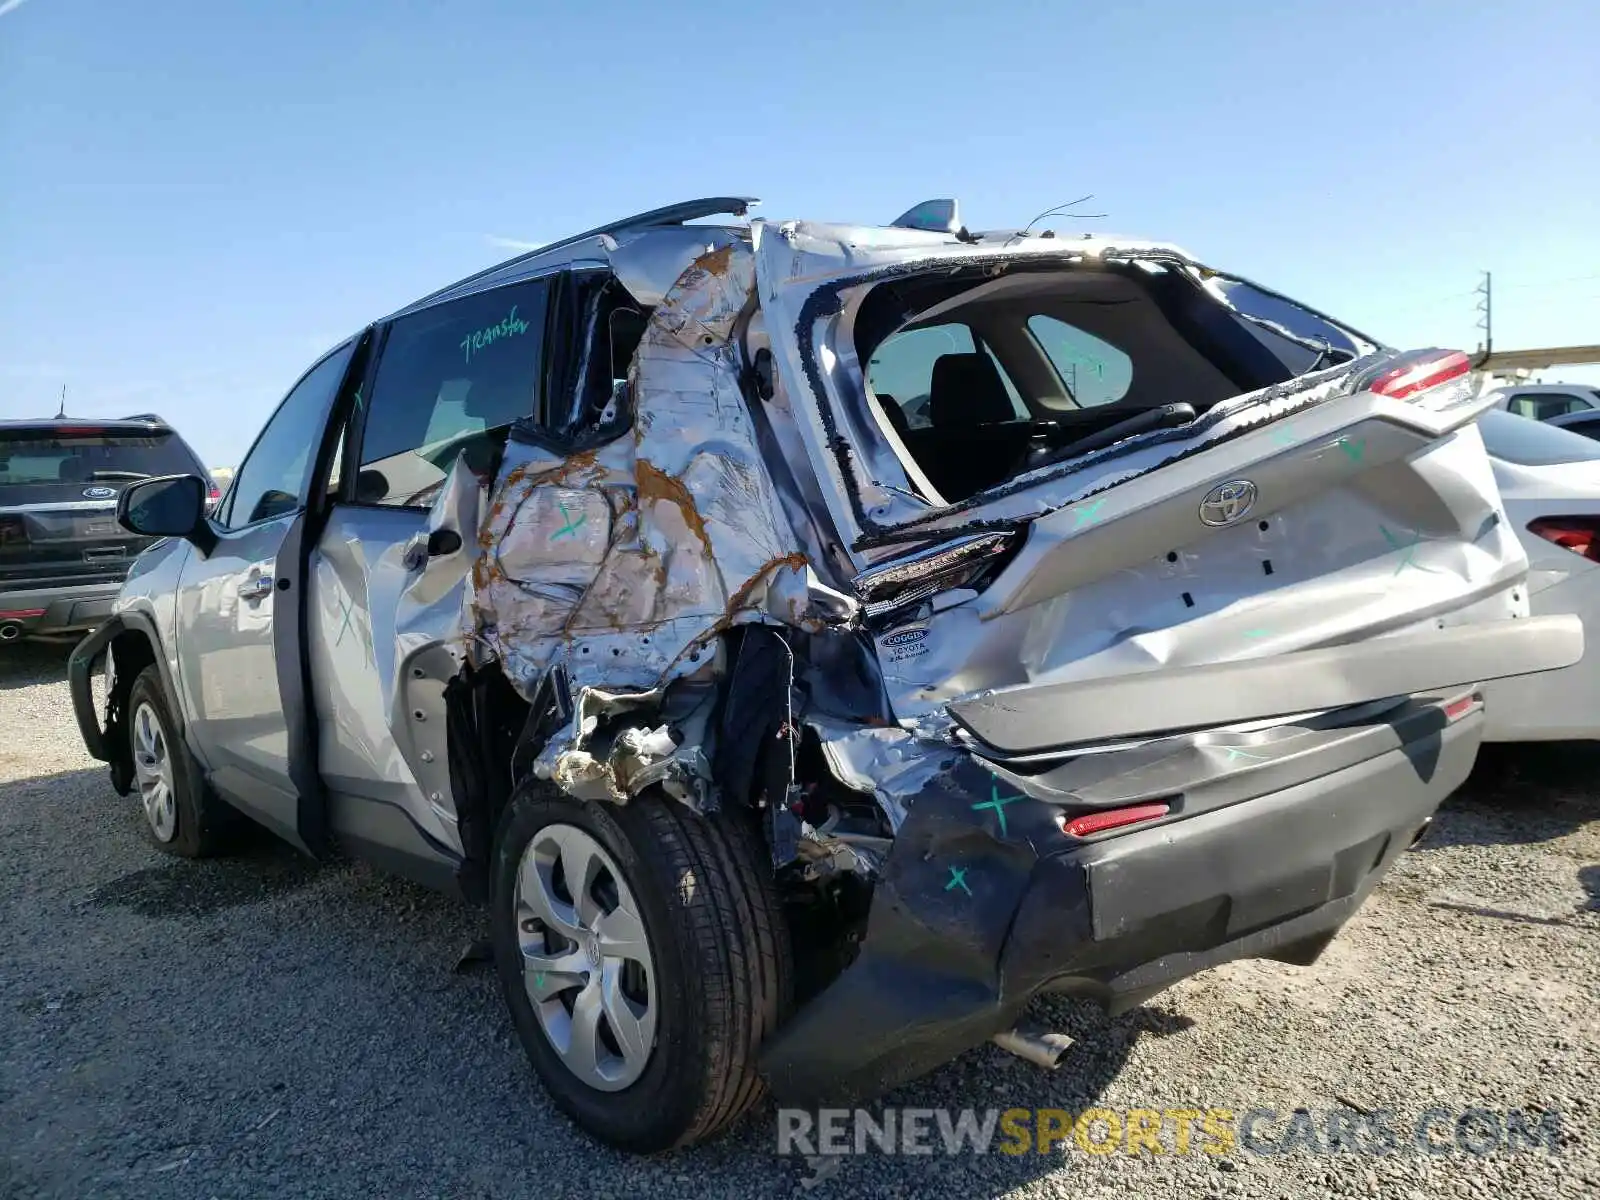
[1474,271,1492,363]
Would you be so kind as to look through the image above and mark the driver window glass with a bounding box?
[356,280,549,508]
[222,344,355,530]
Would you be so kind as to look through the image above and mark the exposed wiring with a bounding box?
[1019,194,1108,237]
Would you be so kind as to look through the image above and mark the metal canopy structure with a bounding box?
[1473,344,1600,372]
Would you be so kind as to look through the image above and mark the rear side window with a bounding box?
[865,323,1025,429]
[1506,392,1596,420]
[1026,315,1133,407]
[356,280,550,508]
[0,430,200,487]
[1478,410,1600,465]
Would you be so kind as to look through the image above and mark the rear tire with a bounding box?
[126,665,229,858]
[491,782,791,1152]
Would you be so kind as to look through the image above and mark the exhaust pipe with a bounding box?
[0,623,23,642]
[991,1026,1074,1070]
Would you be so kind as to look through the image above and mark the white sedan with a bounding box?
[1478,409,1600,740]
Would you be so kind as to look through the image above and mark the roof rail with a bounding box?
[399,196,759,315]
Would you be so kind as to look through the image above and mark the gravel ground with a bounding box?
[2,641,1596,1200]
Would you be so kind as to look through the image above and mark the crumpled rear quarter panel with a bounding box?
[467,240,818,771]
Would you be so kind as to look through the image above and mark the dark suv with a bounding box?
[0,415,212,642]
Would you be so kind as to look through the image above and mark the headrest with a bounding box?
[929,353,1016,426]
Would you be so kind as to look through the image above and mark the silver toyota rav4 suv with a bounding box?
[70,197,1581,1153]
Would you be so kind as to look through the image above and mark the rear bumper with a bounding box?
[0,580,122,641]
[948,614,1584,752]
[760,694,1481,1106]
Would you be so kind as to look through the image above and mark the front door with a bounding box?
[175,341,358,852]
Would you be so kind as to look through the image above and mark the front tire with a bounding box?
[125,665,228,857]
[491,782,791,1152]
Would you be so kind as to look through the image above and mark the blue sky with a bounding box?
[2,0,1596,467]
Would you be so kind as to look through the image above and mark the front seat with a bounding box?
[923,353,1032,500]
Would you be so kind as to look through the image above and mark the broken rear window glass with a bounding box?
[1204,277,1371,372]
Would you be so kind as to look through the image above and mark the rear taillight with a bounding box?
[1058,801,1171,839]
[1366,349,1473,401]
[857,531,1022,621]
[1528,516,1600,564]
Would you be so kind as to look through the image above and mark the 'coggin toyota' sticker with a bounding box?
[880,627,930,663]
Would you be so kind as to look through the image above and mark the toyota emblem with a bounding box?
[1198,479,1258,527]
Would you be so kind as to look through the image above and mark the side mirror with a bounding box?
[117,474,216,554]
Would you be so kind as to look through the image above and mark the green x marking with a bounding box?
[972,784,1024,837]
[534,971,546,988]
[1222,746,1270,763]
[552,502,587,542]
[945,866,972,896]
[1337,437,1366,463]
[1243,629,1271,639]
[1380,523,1443,576]
[1272,425,1299,446]
[1071,498,1107,530]
[333,593,356,646]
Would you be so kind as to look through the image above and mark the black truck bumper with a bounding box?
[0,580,121,642]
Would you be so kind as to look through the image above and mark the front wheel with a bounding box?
[490,783,791,1152]
[125,665,230,857]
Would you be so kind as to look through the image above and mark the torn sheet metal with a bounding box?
[466,238,852,801]
[810,718,961,833]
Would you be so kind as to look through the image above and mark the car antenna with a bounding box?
[56,384,67,418]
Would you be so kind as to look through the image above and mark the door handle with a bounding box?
[239,575,274,602]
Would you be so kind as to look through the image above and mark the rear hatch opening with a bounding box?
[853,256,1376,509]
[743,231,1533,728]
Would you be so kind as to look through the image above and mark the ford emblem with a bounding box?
[83,486,117,500]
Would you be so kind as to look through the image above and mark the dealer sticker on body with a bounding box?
[879,626,931,664]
